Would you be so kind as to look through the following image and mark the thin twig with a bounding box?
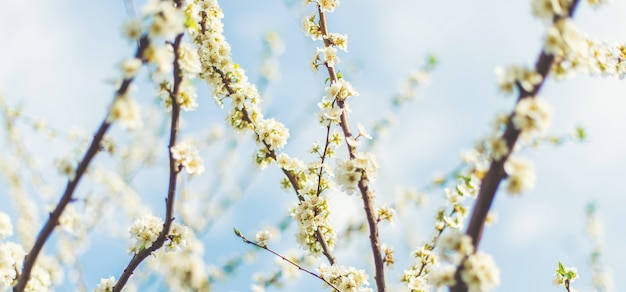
[113,31,185,291]
[234,229,342,292]
[316,5,385,291]
[12,35,151,292]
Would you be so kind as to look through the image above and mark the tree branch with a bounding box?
[317,5,385,291]
[112,32,185,291]
[13,35,151,292]
[450,1,581,291]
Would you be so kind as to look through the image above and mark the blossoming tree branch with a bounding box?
[0,0,619,291]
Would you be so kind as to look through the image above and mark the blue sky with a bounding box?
[2,0,626,291]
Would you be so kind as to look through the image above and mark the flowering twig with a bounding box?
[315,5,386,291]
[233,228,341,292]
[12,35,151,292]
[112,32,185,291]
[211,64,337,265]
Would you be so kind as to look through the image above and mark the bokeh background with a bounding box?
[1,0,626,291]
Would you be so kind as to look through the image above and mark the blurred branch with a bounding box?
[13,35,151,292]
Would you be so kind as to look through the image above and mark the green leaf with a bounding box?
[556,261,565,274]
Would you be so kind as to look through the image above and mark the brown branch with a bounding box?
[450,1,581,291]
[112,32,185,291]
[13,35,151,292]
[234,229,341,292]
[316,5,385,291]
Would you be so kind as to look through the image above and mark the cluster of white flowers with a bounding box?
[255,230,272,247]
[429,265,457,288]
[302,13,322,41]
[23,263,55,292]
[142,0,185,40]
[334,152,378,195]
[504,157,536,195]
[439,177,478,230]
[256,118,290,151]
[146,44,175,81]
[128,214,163,254]
[316,0,340,13]
[439,230,474,264]
[119,58,142,79]
[164,222,188,253]
[325,78,358,102]
[55,155,77,180]
[531,0,625,80]
[401,245,438,291]
[544,18,584,58]
[376,205,396,225]
[291,195,335,255]
[178,42,202,77]
[313,47,340,68]
[107,93,143,130]
[93,276,116,292]
[318,263,371,292]
[170,141,205,177]
[0,241,25,289]
[324,33,348,51]
[381,243,395,266]
[402,171,481,291]
[460,252,500,292]
[487,136,509,161]
[58,205,85,236]
[413,230,475,290]
[495,65,543,94]
[513,97,553,136]
[148,234,210,291]
[532,0,572,21]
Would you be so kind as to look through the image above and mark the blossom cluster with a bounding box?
[148,232,211,291]
[190,0,290,168]
[334,152,378,195]
[291,195,335,255]
[401,166,482,291]
[170,141,205,177]
[317,263,372,292]
[532,0,626,80]
[128,214,164,254]
[460,252,501,292]
[401,244,438,291]
[0,241,25,289]
[93,276,116,292]
[503,157,536,195]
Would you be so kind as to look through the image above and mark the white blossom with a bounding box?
[460,252,500,292]
[128,214,163,254]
